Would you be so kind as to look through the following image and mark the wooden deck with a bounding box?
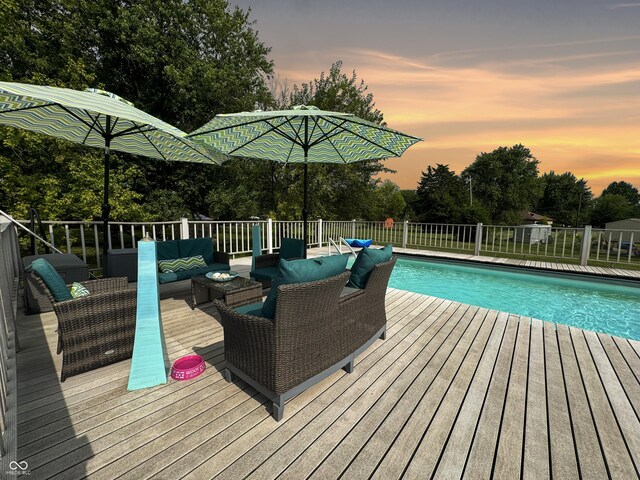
[15,258,640,479]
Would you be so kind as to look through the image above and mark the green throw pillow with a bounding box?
[348,244,393,289]
[70,282,90,298]
[262,255,348,319]
[158,255,207,273]
[27,258,73,301]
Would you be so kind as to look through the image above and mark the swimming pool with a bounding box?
[387,257,640,340]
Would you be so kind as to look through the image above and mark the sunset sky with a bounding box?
[233,0,640,195]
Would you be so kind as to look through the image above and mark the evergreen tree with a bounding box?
[415,164,466,223]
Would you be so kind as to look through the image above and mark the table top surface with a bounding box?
[191,275,261,293]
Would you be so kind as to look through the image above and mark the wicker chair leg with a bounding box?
[272,399,284,421]
[224,368,235,383]
[379,327,386,340]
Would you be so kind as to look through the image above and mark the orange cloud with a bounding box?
[274,42,640,195]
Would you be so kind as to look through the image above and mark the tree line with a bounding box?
[0,1,391,223]
[407,144,640,227]
[0,1,637,228]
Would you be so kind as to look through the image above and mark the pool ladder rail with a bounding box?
[327,237,357,258]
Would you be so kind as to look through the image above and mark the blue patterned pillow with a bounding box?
[158,255,207,273]
[70,282,90,298]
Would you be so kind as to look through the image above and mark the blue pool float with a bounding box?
[344,238,373,248]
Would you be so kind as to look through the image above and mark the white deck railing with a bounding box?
[0,217,19,467]
[13,218,640,269]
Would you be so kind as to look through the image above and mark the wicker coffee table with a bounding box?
[191,275,262,310]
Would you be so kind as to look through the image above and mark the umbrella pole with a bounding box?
[303,159,308,259]
[102,116,112,276]
[302,116,309,259]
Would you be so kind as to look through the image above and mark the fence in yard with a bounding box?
[14,217,640,271]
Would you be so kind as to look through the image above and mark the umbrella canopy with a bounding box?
[0,81,226,272]
[189,105,422,255]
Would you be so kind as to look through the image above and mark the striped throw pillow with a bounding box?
[70,282,90,298]
[158,255,207,273]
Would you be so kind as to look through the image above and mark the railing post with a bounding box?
[352,219,356,239]
[402,220,408,248]
[180,218,189,239]
[267,218,273,254]
[580,225,592,266]
[318,219,323,248]
[474,223,483,256]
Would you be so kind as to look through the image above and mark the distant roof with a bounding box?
[522,211,554,221]
[606,218,640,224]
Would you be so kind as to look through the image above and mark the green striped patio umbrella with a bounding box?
[0,81,227,273]
[189,105,421,256]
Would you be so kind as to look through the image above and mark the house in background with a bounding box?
[605,218,640,243]
[521,211,554,225]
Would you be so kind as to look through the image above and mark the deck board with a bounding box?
[369,305,484,479]
[557,325,609,479]
[569,326,638,478]
[523,318,550,480]
[493,316,531,479]
[544,323,580,480]
[402,309,497,478]
[14,258,640,479]
[462,314,519,479]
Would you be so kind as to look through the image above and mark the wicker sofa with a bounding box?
[34,275,137,381]
[156,237,230,284]
[215,256,397,420]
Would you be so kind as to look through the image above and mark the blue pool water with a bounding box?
[387,257,640,340]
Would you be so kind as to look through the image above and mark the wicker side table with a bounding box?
[191,275,262,310]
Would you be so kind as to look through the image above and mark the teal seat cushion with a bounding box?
[233,301,265,317]
[279,237,305,260]
[28,258,72,301]
[178,237,214,264]
[157,262,230,284]
[262,255,348,319]
[156,240,180,261]
[250,266,279,281]
[348,244,393,289]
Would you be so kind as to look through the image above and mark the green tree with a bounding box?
[536,171,593,226]
[400,189,418,220]
[265,60,390,221]
[369,180,406,220]
[0,0,274,220]
[601,181,640,208]
[462,144,542,224]
[415,164,466,223]
[0,128,148,221]
[590,194,635,227]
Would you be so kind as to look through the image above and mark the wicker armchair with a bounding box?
[35,276,137,381]
[250,237,305,288]
[216,256,397,420]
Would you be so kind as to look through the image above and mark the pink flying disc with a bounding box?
[171,354,205,380]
